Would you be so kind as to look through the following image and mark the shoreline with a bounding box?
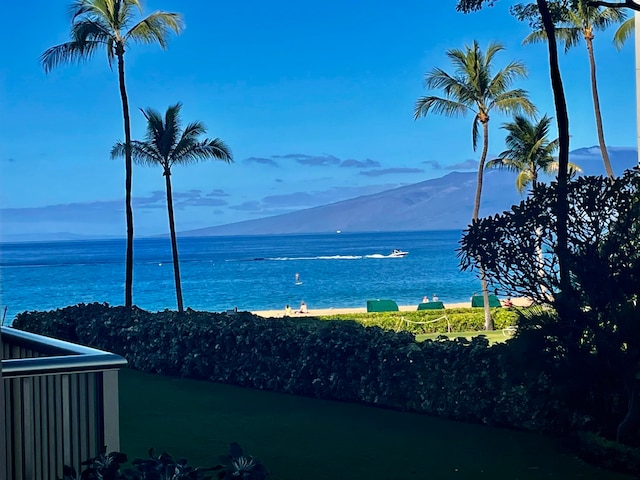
[251,297,531,318]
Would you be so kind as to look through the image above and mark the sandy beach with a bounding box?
[251,297,532,318]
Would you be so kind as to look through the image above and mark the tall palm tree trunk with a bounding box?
[586,35,614,178]
[537,0,572,314]
[474,120,494,331]
[472,121,489,221]
[164,170,184,313]
[117,49,134,309]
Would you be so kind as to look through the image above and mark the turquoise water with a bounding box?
[0,230,481,323]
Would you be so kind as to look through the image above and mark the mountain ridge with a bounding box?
[180,146,638,237]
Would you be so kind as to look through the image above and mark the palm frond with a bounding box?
[130,140,164,167]
[424,68,470,100]
[545,160,581,174]
[113,140,164,166]
[490,89,536,117]
[555,27,582,52]
[71,17,113,42]
[162,103,183,155]
[179,121,208,142]
[487,60,528,97]
[483,41,506,67]
[110,141,127,160]
[140,106,167,154]
[114,0,144,30]
[591,6,627,30]
[68,0,98,20]
[414,96,470,120]
[41,15,115,72]
[170,139,233,168]
[69,0,117,30]
[613,16,634,50]
[41,40,103,72]
[515,170,535,193]
[472,115,480,151]
[126,12,183,48]
[105,36,116,66]
[522,30,548,45]
[568,161,582,174]
[523,26,582,53]
[486,157,524,173]
[445,46,471,75]
[140,107,163,131]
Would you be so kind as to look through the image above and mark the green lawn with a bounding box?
[118,368,630,480]
[415,330,514,344]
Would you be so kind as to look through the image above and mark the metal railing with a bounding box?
[1,326,127,480]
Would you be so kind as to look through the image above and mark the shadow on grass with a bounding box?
[118,368,632,480]
[415,330,513,345]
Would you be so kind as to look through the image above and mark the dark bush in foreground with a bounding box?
[14,303,559,432]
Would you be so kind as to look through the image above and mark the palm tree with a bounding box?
[486,114,581,193]
[41,0,184,308]
[111,103,233,313]
[523,0,626,178]
[414,40,536,330]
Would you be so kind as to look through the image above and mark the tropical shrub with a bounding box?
[59,443,267,480]
[14,303,557,433]
[459,169,640,444]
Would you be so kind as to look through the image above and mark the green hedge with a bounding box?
[13,303,564,433]
[319,308,519,334]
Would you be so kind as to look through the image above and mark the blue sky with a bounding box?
[0,1,636,238]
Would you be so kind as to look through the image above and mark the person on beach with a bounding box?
[432,293,438,302]
[422,296,429,303]
[503,297,513,308]
[297,301,307,314]
[284,304,292,316]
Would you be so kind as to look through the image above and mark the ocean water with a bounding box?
[0,230,482,323]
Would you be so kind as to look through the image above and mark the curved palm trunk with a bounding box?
[164,169,184,313]
[117,50,134,309]
[585,35,614,178]
[472,122,489,221]
[538,0,572,314]
[474,121,493,331]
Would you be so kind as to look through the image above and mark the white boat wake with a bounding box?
[228,252,408,261]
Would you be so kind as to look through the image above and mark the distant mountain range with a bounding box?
[181,146,639,237]
[2,146,636,243]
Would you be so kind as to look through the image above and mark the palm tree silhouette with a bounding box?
[524,1,626,178]
[112,103,233,312]
[414,40,535,330]
[41,0,183,308]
